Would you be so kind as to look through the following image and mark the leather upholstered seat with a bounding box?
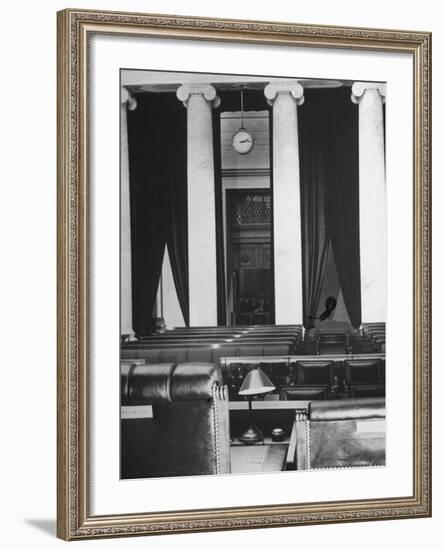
[345,359,381,384]
[121,362,230,478]
[296,360,334,385]
[280,384,328,401]
[293,397,385,470]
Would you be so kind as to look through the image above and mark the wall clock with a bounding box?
[232,87,254,154]
[232,129,254,154]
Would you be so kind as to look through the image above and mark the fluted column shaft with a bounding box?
[265,82,304,325]
[352,82,387,323]
[120,87,137,338]
[177,84,220,327]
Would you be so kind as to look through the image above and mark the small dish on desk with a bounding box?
[271,428,286,442]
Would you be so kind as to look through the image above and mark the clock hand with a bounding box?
[239,137,251,143]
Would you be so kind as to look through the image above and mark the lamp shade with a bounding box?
[238,368,275,396]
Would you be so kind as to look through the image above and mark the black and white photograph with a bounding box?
[1,0,437,546]
[120,69,387,479]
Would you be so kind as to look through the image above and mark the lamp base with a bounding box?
[238,424,263,445]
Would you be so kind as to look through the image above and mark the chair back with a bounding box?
[121,362,230,478]
[294,397,385,469]
[280,385,328,401]
[345,359,381,384]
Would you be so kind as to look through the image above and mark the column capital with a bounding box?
[121,87,137,111]
[351,82,386,104]
[176,84,221,108]
[264,81,304,107]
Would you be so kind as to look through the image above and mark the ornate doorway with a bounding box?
[226,190,274,325]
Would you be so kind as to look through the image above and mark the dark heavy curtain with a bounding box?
[323,90,361,328]
[269,107,276,324]
[298,100,331,329]
[165,119,190,329]
[212,109,226,325]
[298,88,361,328]
[127,92,189,336]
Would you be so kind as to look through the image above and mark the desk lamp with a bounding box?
[238,368,275,445]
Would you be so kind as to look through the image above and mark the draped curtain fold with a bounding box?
[324,94,361,328]
[299,101,331,329]
[127,92,189,336]
[268,107,276,324]
[298,88,361,329]
[164,110,190,328]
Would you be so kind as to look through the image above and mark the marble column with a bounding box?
[176,84,220,327]
[351,82,387,323]
[264,82,304,325]
[120,87,137,339]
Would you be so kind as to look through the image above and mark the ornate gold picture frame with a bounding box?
[57,8,431,540]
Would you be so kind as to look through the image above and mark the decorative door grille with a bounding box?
[230,192,271,225]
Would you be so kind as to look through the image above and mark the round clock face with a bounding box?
[232,130,254,154]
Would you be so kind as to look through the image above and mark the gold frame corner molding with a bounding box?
[57,8,431,541]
